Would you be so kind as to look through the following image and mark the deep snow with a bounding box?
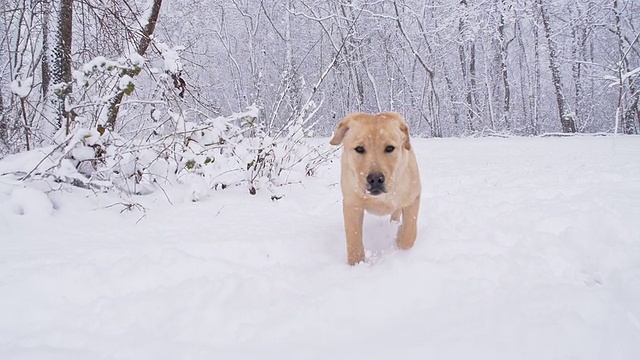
[1,136,640,359]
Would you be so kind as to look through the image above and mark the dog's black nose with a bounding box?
[366,172,385,195]
[367,172,385,186]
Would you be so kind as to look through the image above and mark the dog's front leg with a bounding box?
[397,195,420,250]
[343,201,365,265]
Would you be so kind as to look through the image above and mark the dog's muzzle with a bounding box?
[366,172,386,195]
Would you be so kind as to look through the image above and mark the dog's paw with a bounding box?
[347,254,365,266]
[396,237,416,250]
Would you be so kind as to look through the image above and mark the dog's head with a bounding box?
[329,112,412,196]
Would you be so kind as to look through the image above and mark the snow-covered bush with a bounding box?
[14,103,332,199]
[3,41,334,200]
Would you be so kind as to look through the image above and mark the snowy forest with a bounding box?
[1,0,639,193]
[2,0,640,144]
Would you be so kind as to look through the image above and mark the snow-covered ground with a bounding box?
[1,136,640,359]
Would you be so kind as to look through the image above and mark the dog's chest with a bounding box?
[362,194,400,216]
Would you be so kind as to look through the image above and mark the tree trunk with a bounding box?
[0,2,6,150]
[41,0,51,99]
[469,41,478,125]
[612,0,638,134]
[514,18,530,133]
[339,3,365,109]
[50,0,74,132]
[532,9,541,135]
[105,0,162,131]
[284,0,303,122]
[623,95,639,134]
[444,64,460,125]
[571,27,583,128]
[570,2,588,131]
[0,85,6,151]
[497,0,511,130]
[537,0,576,133]
[458,0,476,132]
[613,0,625,134]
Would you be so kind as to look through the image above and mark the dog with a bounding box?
[330,112,421,265]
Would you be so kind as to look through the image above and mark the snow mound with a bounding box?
[6,186,54,217]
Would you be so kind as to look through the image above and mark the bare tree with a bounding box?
[392,0,440,136]
[531,3,542,135]
[0,84,6,153]
[497,0,511,130]
[457,0,479,132]
[41,0,51,99]
[48,0,74,132]
[612,0,639,134]
[537,0,577,133]
[0,2,7,152]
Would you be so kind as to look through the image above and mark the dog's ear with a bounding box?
[391,113,411,150]
[329,116,351,145]
[400,122,411,150]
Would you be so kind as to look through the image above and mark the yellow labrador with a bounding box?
[330,112,421,265]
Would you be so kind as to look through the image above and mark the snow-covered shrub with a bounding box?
[155,103,332,196]
[4,43,333,200]
[13,103,332,198]
[61,55,144,131]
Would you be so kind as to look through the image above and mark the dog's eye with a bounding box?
[385,145,395,153]
[355,146,365,154]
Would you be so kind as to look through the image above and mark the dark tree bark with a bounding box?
[537,0,576,133]
[0,86,7,151]
[623,95,639,134]
[51,0,74,131]
[469,41,478,126]
[41,0,51,99]
[497,0,511,130]
[105,0,162,131]
[613,0,638,134]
